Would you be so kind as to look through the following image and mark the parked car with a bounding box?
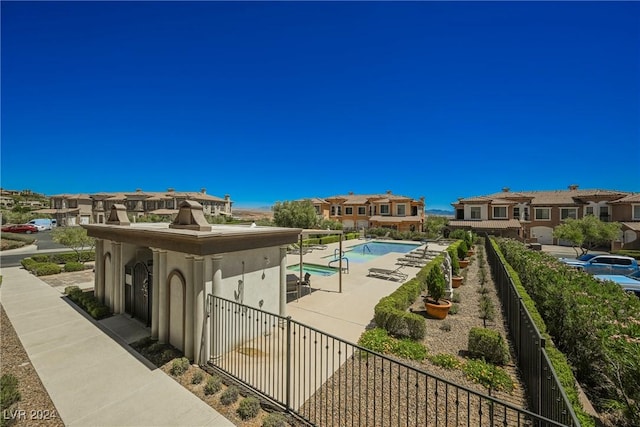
[560,254,639,275]
[28,218,55,230]
[1,224,39,234]
[558,253,597,263]
[594,270,640,298]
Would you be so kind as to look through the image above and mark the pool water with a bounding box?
[326,241,421,264]
[287,263,338,276]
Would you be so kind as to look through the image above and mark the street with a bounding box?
[0,230,68,268]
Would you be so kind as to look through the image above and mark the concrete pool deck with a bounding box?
[285,239,447,343]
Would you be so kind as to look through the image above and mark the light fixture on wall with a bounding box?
[262,256,270,280]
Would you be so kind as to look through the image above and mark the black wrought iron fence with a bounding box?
[484,237,580,427]
[208,294,570,426]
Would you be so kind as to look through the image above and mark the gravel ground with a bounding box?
[0,305,64,427]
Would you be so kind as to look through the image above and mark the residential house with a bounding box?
[309,191,425,232]
[36,188,232,226]
[449,185,640,249]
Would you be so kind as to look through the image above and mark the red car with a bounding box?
[1,224,39,234]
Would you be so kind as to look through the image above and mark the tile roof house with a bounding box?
[36,188,232,226]
[307,191,425,232]
[449,185,640,249]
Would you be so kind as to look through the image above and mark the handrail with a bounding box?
[328,256,349,274]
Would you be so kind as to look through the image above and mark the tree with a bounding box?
[51,227,96,263]
[553,216,620,256]
[272,200,319,229]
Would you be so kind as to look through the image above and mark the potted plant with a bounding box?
[447,247,463,288]
[457,241,470,268]
[423,264,452,319]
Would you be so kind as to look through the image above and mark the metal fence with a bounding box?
[208,294,571,426]
[484,237,580,427]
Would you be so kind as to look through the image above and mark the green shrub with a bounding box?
[191,371,204,385]
[170,357,190,376]
[0,374,21,409]
[392,338,427,361]
[220,386,240,406]
[358,328,395,354]
[204,375,222,395]
[467,327,509,365]
[425,262,446,302]
[439,321,452,332]
[65,287,111,319]
[64,261,85,272]
[447,246,461,276]
[237,396,261,420]
[449,303,459,315]
[456,241,468,260]
[20,257,38,271]
[452,292,461,303]
[33,262,62,276]
[261,412,288,427]
[462,359,514,393]
[358,328,427,361]
[429,353,462,370]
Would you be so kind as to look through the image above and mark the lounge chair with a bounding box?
[396,257,429,267]
[368,266,408,282]
[287,244,312,255]
[378,232,392,240]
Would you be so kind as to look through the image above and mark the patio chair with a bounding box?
[378,232,392,240]
[368,266,408,282]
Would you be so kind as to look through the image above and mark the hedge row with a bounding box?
[490,238,594,426]
[303,232,360,246]
[21,251,95,276]
[31,250,95,264]
[373,253,445,340]
[65,286,110,319]
[495,238,640,426]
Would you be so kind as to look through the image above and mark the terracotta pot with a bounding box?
[459,259,469,268]
[452,276,463,288]
[467,250,475,257]
[424,299,452,320]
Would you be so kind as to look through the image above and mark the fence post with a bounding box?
[285,316,292,412]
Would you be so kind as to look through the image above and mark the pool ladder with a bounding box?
[328,257,349,274]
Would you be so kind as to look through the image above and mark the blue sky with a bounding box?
[2,1,639,211]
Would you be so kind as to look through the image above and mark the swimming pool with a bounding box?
[326,241,421,264]
[287,263,339,276]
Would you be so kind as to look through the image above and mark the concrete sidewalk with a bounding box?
[0,266,234,427]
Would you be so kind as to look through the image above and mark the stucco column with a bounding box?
[151,248,161,340]
[95,239,104,302]
[112,242,123,314]
[212,255,223,297]
[279,245,288,317]
[158,250,168,343]
[185,255,195,360]
[193,256,205,364]
[210,255,223,361]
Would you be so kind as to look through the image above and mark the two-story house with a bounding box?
[37,188,232,226]
[309,191,425,232]
[449,186,640,249]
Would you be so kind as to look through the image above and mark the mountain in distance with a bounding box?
[426,209,455,217]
